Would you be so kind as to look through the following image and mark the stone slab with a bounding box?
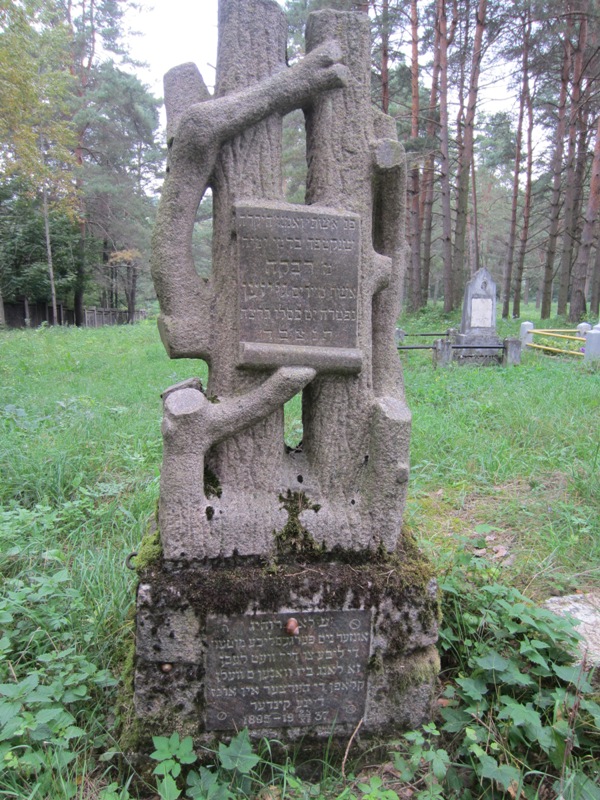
[460,267,498,336]
[239,342,362,372]
[205,610,370,730]
[470,297,494,328]
[236,202,362,371]
[544,592,600,668]
[133,559,440,741]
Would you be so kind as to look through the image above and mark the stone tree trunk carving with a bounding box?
[136,0,438,744]
[152,0,410,561]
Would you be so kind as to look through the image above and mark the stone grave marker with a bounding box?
[452,268,504,363]
[133,0,439,746]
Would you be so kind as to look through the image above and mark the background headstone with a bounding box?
[453,267,503,363]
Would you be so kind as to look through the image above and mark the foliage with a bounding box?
[0,0,76,191]
[441,551,599,795]
[0,569,117,798]
[0,0,162,318]
[0,180,81,303]
[0,318,599,797]
[146,729,267,800]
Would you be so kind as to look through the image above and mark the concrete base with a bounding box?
[452,333,503,364]
[132,547,440,747]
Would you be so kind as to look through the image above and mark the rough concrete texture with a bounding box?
[137,0,437,744]
[134,559,440,741]
[151,0,411,560]
[544,593,600,668]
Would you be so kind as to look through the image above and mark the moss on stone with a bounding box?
[204,465,222,499]
[389,645,441,694]
[368,650,384,673]
[274,490,324,557]
[135,527,163,572]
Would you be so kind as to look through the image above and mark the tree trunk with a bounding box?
[408,0,421,310]
[569,113,600,321]
[420,1,442,307]
[541,12,573,318]
[452,0,486,309]
[590,240,600,316]
[451,0,469,308]
[502,13,527,318]
[470,158,480,274]
[42,182,58,325]
[208,0,291,507]
[0,284,6,328]
[557,4,587,316]
[74,219,86,325]
[572,98,589,264]
[380,0,390,113]
[512,38,533,320]
[439,0,454,312]
[127,263,137,323]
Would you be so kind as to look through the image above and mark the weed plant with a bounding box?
[0,311,599,798]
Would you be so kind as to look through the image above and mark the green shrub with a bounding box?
[0,569,117,798]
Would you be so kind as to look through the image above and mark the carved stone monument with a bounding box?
[133,0,439,746]
[452,267,503,363]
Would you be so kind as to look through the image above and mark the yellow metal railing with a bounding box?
[525,327,587,356]
[526,342,584,357]
[534,328,578,333]
[531,331,586,343]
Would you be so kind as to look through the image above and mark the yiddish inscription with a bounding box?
[205,610,371,730]
[236,204,360,351]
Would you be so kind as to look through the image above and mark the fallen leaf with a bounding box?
[507,779,523,798]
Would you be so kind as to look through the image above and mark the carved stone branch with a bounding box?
[152,42,349,363]
[159,367,315,560]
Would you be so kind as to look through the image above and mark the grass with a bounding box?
[0,306,599,798]
[397,303,600,597]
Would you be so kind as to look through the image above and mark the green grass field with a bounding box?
[1,307,599,799]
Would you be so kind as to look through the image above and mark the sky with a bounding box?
[123,0,519,143]
[125,0,285,98]
[125,0,219,97]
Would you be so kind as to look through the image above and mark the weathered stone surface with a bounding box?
[453,267,502,363]
[237,203,361,358]
[204,610,371,730]
[135,0,438,744]
[544,593,600,668]
[149,0,411,559]
[460,267,498,337]
[134,558,439,741]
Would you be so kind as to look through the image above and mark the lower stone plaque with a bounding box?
[205,610,371,730]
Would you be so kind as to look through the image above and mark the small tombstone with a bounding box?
[453,268,504,363]
[132,0,438,748]
[585,329,600,361]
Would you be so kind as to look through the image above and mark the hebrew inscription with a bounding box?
[205,610,371,730]
[236,203,361,368]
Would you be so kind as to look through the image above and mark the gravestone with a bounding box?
[453,268,503,363]
[132,0,439,747]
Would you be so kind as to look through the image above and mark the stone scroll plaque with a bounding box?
[205,610,371,730]
[236,203,363,373]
